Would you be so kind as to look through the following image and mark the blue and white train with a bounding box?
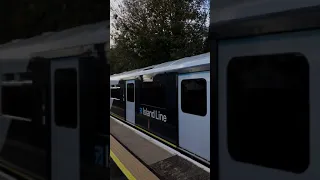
[110,53,210,165]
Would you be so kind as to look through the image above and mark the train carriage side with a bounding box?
[110,53,210,163]
[211,1,320,180]
[135,72,179,146]
[0,21,109,180]
[176,64,210,162]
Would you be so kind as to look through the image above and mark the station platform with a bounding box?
[110,116,210,180]
[0,159,39,180]
[0,171,16,180]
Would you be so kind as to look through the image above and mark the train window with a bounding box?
[127,83,134,102]
[54,68,78,129]
[2,73,15,81]
[140,82,166,108]
[111,86,121,99]
[227,53,309,173]
[1,85,34,119]
[181,78,207,116]
[19,72,31,81]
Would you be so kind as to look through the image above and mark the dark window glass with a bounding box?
[54,68,78,129]
[1,85,34,119]
[2,73,14,81]
[127,83,134,102]
[140,82,166,108]
[181,78,207,116]
[19,72,31,81]
[111,87,121,99]
[227,53,309,173]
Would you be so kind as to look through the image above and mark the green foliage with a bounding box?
[110,0,209,74]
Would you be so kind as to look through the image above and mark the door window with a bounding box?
[127,83,134,102]
[54,68,78,129]
[181,78,207,116]
[227,53,309,173]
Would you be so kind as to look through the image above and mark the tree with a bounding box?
[110,0,209,74]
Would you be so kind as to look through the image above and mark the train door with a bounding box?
[217,31,313,180]
[50,59,80,180]
[125,80,135,124]
[178,71,210,161]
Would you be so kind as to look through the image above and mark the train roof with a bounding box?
[0,20,109,61]
[110,52,209,81]
[211,0,320,23]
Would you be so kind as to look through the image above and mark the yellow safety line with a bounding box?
[110,150,136,180]
[110,112,177,148]
[0,160,35,180]
[111,112,125,121]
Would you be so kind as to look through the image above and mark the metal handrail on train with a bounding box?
[1,114,32,122]
[1,80,32,86]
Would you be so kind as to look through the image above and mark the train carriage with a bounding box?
[110,53,210,165]
[0,21,109,180]
[212,0,320,179]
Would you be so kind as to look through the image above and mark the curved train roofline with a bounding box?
[0,20,109,61]
[110,52,210,81]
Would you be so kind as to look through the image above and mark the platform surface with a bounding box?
[110,135,159,180]
[110,118,172,165]
[110,117,210,180]
[0,171,16,180]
